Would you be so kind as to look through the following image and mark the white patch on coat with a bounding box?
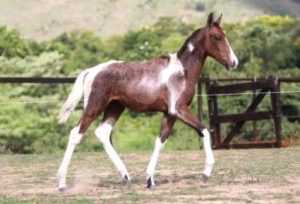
[138,75,159,90]
[168,80,185,115]
[159,53,186,115]
[83,60,121,107]
[95,122,130,180]
[159,53,185,84]
[201,128,215,177]
[225,39,238,69]
[188,42,194,52]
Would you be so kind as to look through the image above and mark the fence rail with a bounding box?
[199,77,300,83]
[198,76,300,149]
[0,76,299,149]
[0,77,76,83]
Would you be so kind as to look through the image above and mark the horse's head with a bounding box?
[202,12,238,70]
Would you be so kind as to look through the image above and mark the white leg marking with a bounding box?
[95,122,130,180]
[57,126,83,189]
[201,129,215,177]
[146,137,166,185]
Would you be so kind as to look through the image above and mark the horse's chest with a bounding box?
[157,54,187,115]
[166,76,186,114]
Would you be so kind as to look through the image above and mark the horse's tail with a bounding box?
[57,71,87,124]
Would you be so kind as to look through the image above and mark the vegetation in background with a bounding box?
[0,15,299,153]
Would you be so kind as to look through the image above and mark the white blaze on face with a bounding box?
[225,39,238,69]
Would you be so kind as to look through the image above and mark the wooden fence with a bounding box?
[198,76,300,149]
[1,76,300,149]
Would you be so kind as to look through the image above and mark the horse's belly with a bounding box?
[119,90,168,112]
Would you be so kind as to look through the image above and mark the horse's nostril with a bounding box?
[232,61,236,67]
[231,59,239,69]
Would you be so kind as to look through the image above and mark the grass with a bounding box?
[0,147,300,203]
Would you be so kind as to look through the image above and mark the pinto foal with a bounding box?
[57,12,238,191]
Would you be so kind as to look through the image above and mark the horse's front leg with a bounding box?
[146,114,176,188]
[175,106,215,182]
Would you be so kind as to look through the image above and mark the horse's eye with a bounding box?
[214,35,222,41]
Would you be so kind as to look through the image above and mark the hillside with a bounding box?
[0,0,299,40]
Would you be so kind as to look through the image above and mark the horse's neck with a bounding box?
[177,49,206,84]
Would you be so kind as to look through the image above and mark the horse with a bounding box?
[57,12,238,191]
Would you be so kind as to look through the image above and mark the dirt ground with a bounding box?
[0,147,300,203]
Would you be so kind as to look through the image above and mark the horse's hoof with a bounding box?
[58,186,67,192]
[200,173,209,183]
[123,175,131,187]
[147,177,155,189]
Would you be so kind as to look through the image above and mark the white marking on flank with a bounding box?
[95,122,130,180]
[201,129,215,177]
[58,60,121,124]
[138,75,159,90]
[83,60,121,107]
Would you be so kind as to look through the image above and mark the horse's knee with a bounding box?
[69,127,82,145]
[95,122,112,144]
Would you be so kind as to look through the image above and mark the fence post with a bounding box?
[197,79,204,150]
[271,77,282,147]
[252,78,258,141]
[206,79,220,148]
[211,82,221,146]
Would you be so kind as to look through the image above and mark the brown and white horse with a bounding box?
[57,12,238,191]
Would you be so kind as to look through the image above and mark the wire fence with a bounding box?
[0,90,299,103]
[1,96,300,120]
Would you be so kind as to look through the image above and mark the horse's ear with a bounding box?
[216,13,223,25]
[207,12,214,27]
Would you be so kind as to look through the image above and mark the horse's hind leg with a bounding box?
[94,101,131,184]
[57,97,108,191]
[57,125,83,191]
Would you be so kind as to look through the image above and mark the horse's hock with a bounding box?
[197,76,296,149]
